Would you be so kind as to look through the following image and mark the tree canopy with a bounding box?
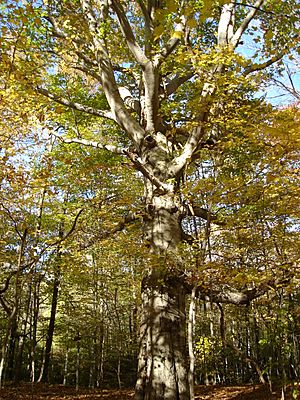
[0,1,299,399]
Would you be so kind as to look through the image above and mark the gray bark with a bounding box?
[188,287,197,400]
[134,183,190,399]
[135,270,189,400]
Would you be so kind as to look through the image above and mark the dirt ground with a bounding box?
[0,383,298,400]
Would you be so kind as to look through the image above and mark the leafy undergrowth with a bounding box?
[0,383,298,399]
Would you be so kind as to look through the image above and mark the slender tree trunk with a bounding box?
[38,272,60,382]
[89,338,95,389]
[6,316,18,381]
[0,229,27,387]
[15,280,32,381]
[97,329,105,387]
[188,287,197,400]
[28,188,46,382]
[30,276,41,382]
[63,347,69,386]
[76,341,80,391]
[38,209,65,383]
[116,355,121,389]
[0,311,17,387]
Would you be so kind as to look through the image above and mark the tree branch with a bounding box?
[159,16,187,61]
[37,87,116,121]
[136,0,151,31]
[124,150,173,194]
[111,0,148,66]
[234,2,280,16]
[52,132,126,155]
[231,0,266,48]
[167,111,209,177]
[80,0,145,149]
[185,204,226,226]
[0,209,83,305]
[79,212,139,249]
[70,63,103,83]
[243,53,286,75]
[218,2,235,46]
[45,15,71,40]
[0,295,11,314]
[164,70,195,96]
[271,76,300,100]
[197,281,273,305]
[0,203,23,239]
[57,208,84,243]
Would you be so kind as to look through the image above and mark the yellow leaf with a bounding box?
[166,0,177,13]
[55,106,64,114]
[153,25,164,40]
[172,30,183,39]
[187,19,198,28]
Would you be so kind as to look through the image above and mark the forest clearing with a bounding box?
[0,383,299,400]
[0,0,299,399]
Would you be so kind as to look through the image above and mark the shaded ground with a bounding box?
[0,383,298,399]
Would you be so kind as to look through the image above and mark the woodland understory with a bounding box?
[0,383,300,400]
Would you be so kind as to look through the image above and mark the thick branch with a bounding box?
[164,70,195,96]
[0,295,11,314]
[167,77,216,177]
[198,282,272,305]
[111,0,148,66]
[118,86,141,114]
[218,2,235,46]
[186,205,225,226]
[142,61,160,132]
[124,150,173,194]
[159,16,187,61]
[167,111,208,176]
[231,0,266,48]
[0,275,13,296]
[71,63,103,83]
[45,15,72,41]
[80,0,145,148]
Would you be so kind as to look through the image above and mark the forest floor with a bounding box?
[0,383,299,400]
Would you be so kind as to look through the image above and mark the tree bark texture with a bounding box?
[135,191,190,400]
[135,271,189,400]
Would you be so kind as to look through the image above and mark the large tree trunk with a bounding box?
[135,271,189,400]
[135,192,190,400]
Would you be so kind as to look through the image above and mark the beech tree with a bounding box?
[1,0,299,399]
